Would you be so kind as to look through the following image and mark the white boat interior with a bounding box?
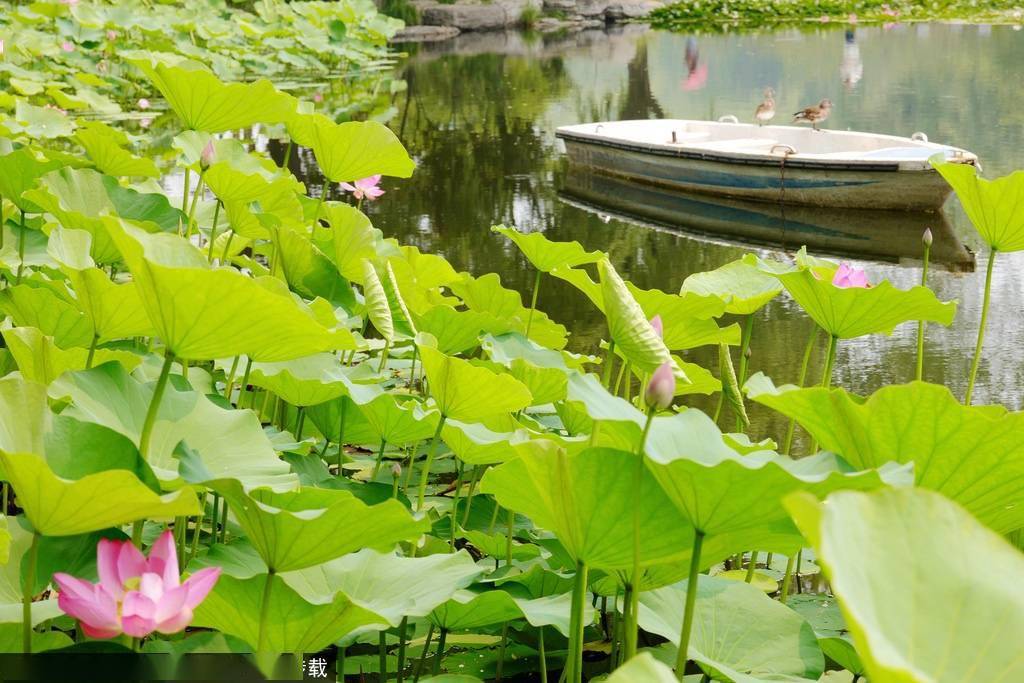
[557,119,977,171]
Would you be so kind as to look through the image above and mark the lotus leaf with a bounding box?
[491,225,604,273]
[787,487,1024,683]
[931,159,1024,251]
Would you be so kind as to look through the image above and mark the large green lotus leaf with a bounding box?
[448,272,568,351]
[192,572,384,653]
[306,395,378,445]
[130,56,294,133]
[7,100,75,140]
[643,409,911,566]
[247,353,356,407]
[0,518,62,627]
[746,374,1024,534]
[628,283,739,350]
[104,218,355,360]
[415,306,493,355]
[273,225,355,310]
[638,575,824,682]
[281,549,485,626]
[0,283,93,348]
[0,378,50,463]
[360,394,440,445]
[388,245,460,315]
[774,269,956,340]
[2,327,141,384]
[430,585,583,636]
[491,225,604,272]
[931,159,1024,251]
[0,147,64,212]
[362,258,395,342]
[680,258,782,315]
[418,343,532,422]
[607,653,678,683]
[441,418,577,466]
[50,362,297,490]
[787,487,1024,683]
[480,331,591,372]
[24,167,184,263]
[208,479,428,572]
[287,112,413,182]
[480,446,693,571]
[321,204,385,282]
[74,121,159,178]
[46,227,155,342]
[599,260,673,374]
[0,451,198,536]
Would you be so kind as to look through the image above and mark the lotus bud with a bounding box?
[200,140,216,170]
[644,361,675,411]
[649,314,663,339]
[922,227,933,247]
[390,462,402,479]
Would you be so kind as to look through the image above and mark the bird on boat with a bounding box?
[792,99,833,131]
[754,88,776,126]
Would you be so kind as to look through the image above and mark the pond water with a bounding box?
[344,23,1024,442]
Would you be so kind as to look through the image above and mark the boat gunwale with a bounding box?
[555,124,976,173]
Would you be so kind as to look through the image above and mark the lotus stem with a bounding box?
[282,140,293,169]
[378,341,391,373]
[219,229,235,263]
[188,490,208,563]
[22,532,39,653]
[140,350,176,461]
[15,210,25,284]
[373,439,389,479]
[85,333,99,369]
[219,498,229,543]
[206,200,222,261]
[601,340,616,388]
[566,560,589,683]
[782,557,798,602]
[608,593,619,669]
[736,314,755,431]
[396,617,409,682]
[496,622,509,681]
[431,628,447,676]
[965,247,997,405]
[460,466,481,527]
[294,406,305,440]
[181,168,191,215]
[449,460,464,550]
[624,408,656,661]
[256,570,275,652]
[210,493,220,546]
[538,627,548,683]
[744,551,758,583]
[783,326,819,455]
[223,355,240,400]
[337,399,348,475]
[915,239,932,381]
[820,334,838,389]
[408,345,418,390]
[612,357,628,396]
[488,499,501,534]
[415,415,447,511]
[526,268,542,337]
[413,623,435,683]
[379,631,388,682]
[1,482,8,515]
[674,530,704,681]
[185,173,205,239]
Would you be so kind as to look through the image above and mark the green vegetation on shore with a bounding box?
[651,0,1024,31]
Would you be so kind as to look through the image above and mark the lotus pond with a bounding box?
[1,4,1024,683]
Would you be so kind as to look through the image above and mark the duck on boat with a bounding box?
[555,119,978,210]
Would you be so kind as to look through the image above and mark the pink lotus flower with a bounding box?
[649,314,663,339]
[313,92,324,103]
[53,531,220,640]
[819,15,831,22]
[832,263,871,289]
[138,98,150,110]
[644,361,675,411]
[340,175,384,201]
[106,30,118,41]
[61,40,74,52]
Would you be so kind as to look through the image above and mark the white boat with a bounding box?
[555,119,978,210]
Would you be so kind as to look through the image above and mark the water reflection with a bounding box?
[840,29,863,90]
[360,24,1024,440]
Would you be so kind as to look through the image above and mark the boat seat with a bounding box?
[688,138,780,153]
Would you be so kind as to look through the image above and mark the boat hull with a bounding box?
[560,135,956,210]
